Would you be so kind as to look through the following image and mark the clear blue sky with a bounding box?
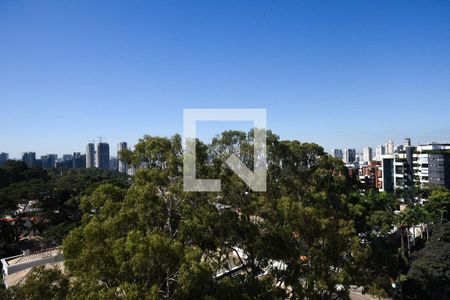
[1,0,449,158]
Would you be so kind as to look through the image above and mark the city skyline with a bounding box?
[2,135,449,160]
[1,1,450,158]
[1,2,450,297]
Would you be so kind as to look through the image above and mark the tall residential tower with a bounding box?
[363,147,373,163]
[86,143,95,168]
[385,140,395,155]
[343,149,356,164]
[117,142,128,174]
[96,142,110,170]
[331,149,343,160]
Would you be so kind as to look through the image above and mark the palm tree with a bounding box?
[407,207,419,247]
[396,211,410,257]
[414,206,431,241]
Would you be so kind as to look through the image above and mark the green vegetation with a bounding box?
[1,131,450,299]
[5,267,69,300]
[403,222,450,299]
[420,150,450,155]
[0,161,129,257]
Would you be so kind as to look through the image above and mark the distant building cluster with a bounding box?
[2,137,449,192]
[332,138,450,191]
[0,141,131,175]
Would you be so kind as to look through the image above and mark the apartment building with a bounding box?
[378,142,450,192]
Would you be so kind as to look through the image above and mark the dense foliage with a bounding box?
[0,161,129,258]
[403,222,450,300]
[1,131,450,299]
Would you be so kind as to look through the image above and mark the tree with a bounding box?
[63,137,219,299]
[403,222,450,300]
[0,164,130,260]
[397,209,412,258]
[8,267,69,300]
[351,190,400,292]
[0,220,17,258]
[6,130,398,298]
[425,188,450,224]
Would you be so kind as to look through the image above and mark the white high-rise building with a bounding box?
[413,143,450,188]
[363,147,373,163]
[117,142,128,174]
[385,140,395,155]
[331,149,343,159]
[343,149,356,164]
[86,143,95,168]
[375,145,385,161]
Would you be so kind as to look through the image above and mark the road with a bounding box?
[349,290,387,300]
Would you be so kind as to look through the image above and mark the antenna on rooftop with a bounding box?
[98,136,105,143]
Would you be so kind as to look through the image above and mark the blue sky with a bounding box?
[1,0,449,158]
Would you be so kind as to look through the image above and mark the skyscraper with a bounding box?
[375,145,385,161]
[86,143,95,168]
[385,140,395,155]
[22,152,36,167]
[73,152,85,169]
[343,149,356,164]
[363,147,373,163]
[41,154,58,169]
[0,152,9,167]
[117,142,128,174]
[404,138,411,148]
[331,149,343,160]
[96,142,110,170]
[380,155,395,192]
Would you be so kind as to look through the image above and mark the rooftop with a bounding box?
[4,248,62,267]
[3,261,64,288]
[1,247,64,288]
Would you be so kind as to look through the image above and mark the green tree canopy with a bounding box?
[5,130,408,299]
[404,222,450,300]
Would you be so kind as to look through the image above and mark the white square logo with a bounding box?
[183,109,267,192]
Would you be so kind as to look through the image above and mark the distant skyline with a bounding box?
[2,124,446,160]
[1,1,450,158]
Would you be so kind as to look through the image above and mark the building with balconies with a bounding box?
[378,155,395,192]
[413,143,450,189]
